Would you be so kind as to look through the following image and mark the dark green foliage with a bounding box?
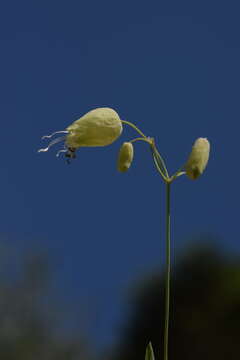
[110,246,240,360]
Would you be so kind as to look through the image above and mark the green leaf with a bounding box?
[145,342,155,360]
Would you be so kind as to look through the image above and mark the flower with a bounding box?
[185,138,210,180]
[66,107,122,147]
[117,142,134,172]
[38,107,123,160]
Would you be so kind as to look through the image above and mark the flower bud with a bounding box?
[66,107,123,148]
[185,138,210,180]
[117,142,134,172]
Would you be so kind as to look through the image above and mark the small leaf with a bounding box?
[145,342,155,360]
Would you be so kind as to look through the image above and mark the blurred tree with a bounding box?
[108,245,240,360]
[0,247,91,360]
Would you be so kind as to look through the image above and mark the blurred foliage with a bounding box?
[108,246,240,360]
[0,247,91,360]
[2,241,240,360]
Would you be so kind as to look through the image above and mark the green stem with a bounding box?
[121,120,147,139]
[170,166,186,182]
[164,182,171,360]
[152,152,169,182]
[130,137,152,145]
[152,143,169,179]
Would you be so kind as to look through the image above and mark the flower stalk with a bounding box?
[38,107,210,360]
[164,181,171,360]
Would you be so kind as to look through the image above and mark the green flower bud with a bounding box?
[185,138,210,180]
[66,107,122,148]
[117,142,134,172]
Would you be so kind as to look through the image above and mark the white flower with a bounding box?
[38,108,123,161]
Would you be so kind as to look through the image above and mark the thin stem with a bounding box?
[129,137,152,145]
[151,142,169,179]
[121,120,147,139]
[170,171,186,182]
[164,182,171,360]
[152,153,169,182]
[170,165,186,182]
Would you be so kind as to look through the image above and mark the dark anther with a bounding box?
[65,147,76,161]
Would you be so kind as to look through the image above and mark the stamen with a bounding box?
[41,130,69,140]
[38,136,66,153]
[56,148,67,157]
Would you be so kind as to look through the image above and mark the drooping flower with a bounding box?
[38,107,123,160]
[117,142,134,172]
[185,138,210,180]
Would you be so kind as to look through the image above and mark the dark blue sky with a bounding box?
[0,0,239,350]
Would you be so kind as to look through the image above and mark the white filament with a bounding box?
[38,136,66,153]
[41,130,69,140]
[56,148,67,157]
